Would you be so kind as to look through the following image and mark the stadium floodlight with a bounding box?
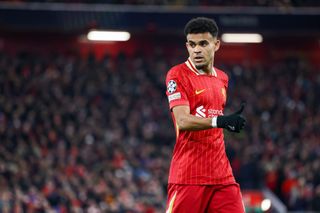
[87,30,131,41]
[221,33,263,43]
[261,198,271,211]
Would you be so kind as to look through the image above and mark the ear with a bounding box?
[214,39,220,52]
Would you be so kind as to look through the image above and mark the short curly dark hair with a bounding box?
[184,17,219,38]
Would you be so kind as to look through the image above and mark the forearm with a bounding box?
[174,102,246,132]
[176,114,216,131]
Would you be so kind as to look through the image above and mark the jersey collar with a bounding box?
[185,58,217,77]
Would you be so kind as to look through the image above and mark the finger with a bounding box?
[240,117,246,126]
[237,118,245,131]
[236,102,246,114]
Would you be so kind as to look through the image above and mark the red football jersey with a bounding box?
[165,59,236,185]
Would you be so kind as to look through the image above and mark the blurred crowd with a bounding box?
[1,0,320,7]
[0,51,172,212]
[0,50,320,212]
[222,58,320,211]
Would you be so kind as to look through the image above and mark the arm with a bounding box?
[172,104,246,132]
[172,105,214,131]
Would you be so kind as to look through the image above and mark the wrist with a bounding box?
[211,116,218,128]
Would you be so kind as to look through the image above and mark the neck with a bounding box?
[201,67,212,75]
[199,61,213,75]
[187,58,217,77]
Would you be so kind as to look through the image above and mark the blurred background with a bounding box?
[0,0,320,212]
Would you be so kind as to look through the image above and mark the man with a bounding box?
[165,17,246,213]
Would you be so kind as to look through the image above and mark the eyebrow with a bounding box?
[187,40,209,43]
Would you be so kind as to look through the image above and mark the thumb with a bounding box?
[235,102,246,114]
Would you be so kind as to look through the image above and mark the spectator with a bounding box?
[0,50,319,211]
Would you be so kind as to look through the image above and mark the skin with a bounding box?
[173,32,220,131]
[186,32,220,74]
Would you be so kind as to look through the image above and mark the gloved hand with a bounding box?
[217,103,246,133]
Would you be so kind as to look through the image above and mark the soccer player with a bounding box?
[165,17,246,213]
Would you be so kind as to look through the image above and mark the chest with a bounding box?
[184,75,227,115]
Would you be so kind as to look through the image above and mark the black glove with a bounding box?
[217,103,246,133]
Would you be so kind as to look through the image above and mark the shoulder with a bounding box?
[214,67,229,84]
[166,63,187,80]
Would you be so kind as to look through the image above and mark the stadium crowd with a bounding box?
[0,50,319,212]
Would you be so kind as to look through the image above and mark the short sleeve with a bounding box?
[165,69,189,110]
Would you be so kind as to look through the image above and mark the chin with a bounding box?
[195,64,205,70]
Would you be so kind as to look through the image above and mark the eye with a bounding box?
[199,41,208,47]
[189,42,196,48]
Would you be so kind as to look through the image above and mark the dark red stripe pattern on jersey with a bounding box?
[165,61,235,185]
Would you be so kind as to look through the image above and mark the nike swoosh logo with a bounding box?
[227,125,235,131]
[195,89,206,95]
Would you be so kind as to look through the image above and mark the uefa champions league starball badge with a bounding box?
[167,80,177,94]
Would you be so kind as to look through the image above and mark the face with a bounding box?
[186,32,220,71]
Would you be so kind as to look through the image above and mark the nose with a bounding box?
[194,45,201,53]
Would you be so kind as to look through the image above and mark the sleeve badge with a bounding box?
[167,80,177,94]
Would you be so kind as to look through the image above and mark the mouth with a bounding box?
[194,56,204,63]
